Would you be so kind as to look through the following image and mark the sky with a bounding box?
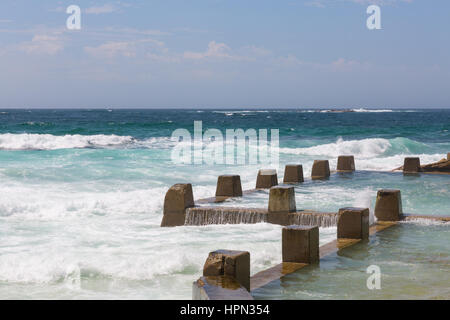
[0,0,449,109]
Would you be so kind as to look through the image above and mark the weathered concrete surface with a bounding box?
[215,175,243,197]
[267,186,296,225]
[337,156,355,172]
[374,189,403,221]
[282,225,319,264]
[203,250,250,291]
[256,169,278,189]
[403,157,421,173]
[337,207,369,240]
[161,184,195,227]
[193,276,253,300]
[283,165,304,184]
[311,160,330,180]
[250,262,307,291]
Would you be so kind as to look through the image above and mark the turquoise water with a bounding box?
[0,109,449,299]
[252,223,450,300]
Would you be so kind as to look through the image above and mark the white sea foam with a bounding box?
[0,133,177,150]
[0,133,134,150]
[279,137,392,158]
[352,108,393,113]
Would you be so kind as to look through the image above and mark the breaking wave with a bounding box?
[0,134,175,151]
[279,137,433,158]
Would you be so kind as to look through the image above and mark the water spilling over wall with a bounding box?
[289,212,338,228]
[185,207,338,227]
[185,207,267,225]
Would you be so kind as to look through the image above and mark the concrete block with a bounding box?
[374,189,403,221]
[403,157,421,173]
[160,183,194,227]
[337,207,369,240]
[282,225,319,264]
[311,160,330,180]
[283,164,304,184]
[203,250,250,291]
[256,169,278,189]
[215,175,243,197]
[267,186,296,225]
[337,155,355,172]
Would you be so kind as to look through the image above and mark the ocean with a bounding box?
[0,108,449,299]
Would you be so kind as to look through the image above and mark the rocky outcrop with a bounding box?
[420,157,450,173]
[394,155,450,174]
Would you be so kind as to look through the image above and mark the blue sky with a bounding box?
[0,0,449,108]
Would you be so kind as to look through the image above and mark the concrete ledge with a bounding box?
[337,155,355,172]
[256,169,278,189]
[193,276,253,300]
[403,213,450,222]
[203,250,250,291]
[216,175,243,197]
[311,160,330,180]
[337,207,369,240]
[161,184,195,227]
[283,165,304,184]
[282,225,319,264]
[374,189,403,221]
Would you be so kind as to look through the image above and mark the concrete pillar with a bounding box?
[160,183,195,227]
[337,155,355,172]
[203,250,250,291]
[215,175,243,197]
[268,186,296,225]
[403,157,421,173]
[311,160,330,180]
[283,165,304,184]
[282,226,319,264]
[337,207,369,240]
[374,189,403,221]
[256,169,278,189]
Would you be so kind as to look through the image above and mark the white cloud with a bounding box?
[17,34,64,55]
[85,4,117,15]
[84,41,136,58]
[184,41,236,60]
[84,39,169,59]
